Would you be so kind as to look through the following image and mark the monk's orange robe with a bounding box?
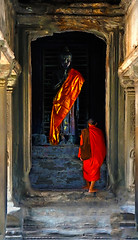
[78,125,106,182]
[49,68,85,145]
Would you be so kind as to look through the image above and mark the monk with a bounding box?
[49,47,85,145]
[78,119,106,193]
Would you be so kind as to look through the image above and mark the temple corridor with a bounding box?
[0,0,138,239]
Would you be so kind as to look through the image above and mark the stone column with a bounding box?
[0,32,21,240]
[0,79,7,240]
[106,30,120,189]
[118,47,138,228]
[17,29,32,195]
[135,80,138,228]
[124,87,135,190]
[7,87,13,201]
[6,69,20,203]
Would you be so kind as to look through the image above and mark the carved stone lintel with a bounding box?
[16,2,125,16]
[16,1,125,38]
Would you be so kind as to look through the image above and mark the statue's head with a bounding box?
[59,46,72,69]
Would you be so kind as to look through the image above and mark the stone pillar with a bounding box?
[106,30,120,189]
[0,79,7,240]
[16,29,32,196]
[135,81,138,228]
[6,68,20,203]
[7,88,13,201]
[124,88,135,190]
[6,69,20,203]
[118,46,138,228]
[0,32,21,240]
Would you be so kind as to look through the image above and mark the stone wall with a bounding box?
[0,1,20,239]
[118,0,138,226]
[119,0,138,190]
[0,0,16,50]
[124,0,138,57]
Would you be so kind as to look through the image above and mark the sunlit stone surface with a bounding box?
[6,189,138,239]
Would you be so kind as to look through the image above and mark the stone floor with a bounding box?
[6,188,138,240]
[5,145,138,239]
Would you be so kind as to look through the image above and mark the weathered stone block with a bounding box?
[32,134,47,146]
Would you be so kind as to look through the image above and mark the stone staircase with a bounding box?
[6,190,138,239]
[20,191,115,239]
[29,145,107,190]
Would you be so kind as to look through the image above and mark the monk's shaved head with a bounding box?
[87,118,97,126]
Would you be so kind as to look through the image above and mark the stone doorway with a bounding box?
[31,32,106,140]
[29,31,107,190]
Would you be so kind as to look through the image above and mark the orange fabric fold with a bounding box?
[49,68,85,145]
[78,125,106,181]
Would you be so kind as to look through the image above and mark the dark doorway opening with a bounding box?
[31,31,106,142]
[30,32,107,190]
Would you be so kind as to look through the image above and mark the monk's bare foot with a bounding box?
[88,189,98,193]
[82,186,89,189]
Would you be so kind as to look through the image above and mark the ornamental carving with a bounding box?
[0,31,21,88]
[118,47,138,88]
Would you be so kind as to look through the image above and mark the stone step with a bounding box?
[5,228,22,240]
[22,196,115,239]
[120,213,135,228]
[23,211,112,239]
[120,220,135,227]
[22,207,137,239]
[7,190,138,240]
[23,234,112,239]
[121,212,135,221]
[32,145,79,159]
[30,146,107,190]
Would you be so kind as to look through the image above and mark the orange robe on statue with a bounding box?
[78,125,106,182]
[49,68,85,145]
